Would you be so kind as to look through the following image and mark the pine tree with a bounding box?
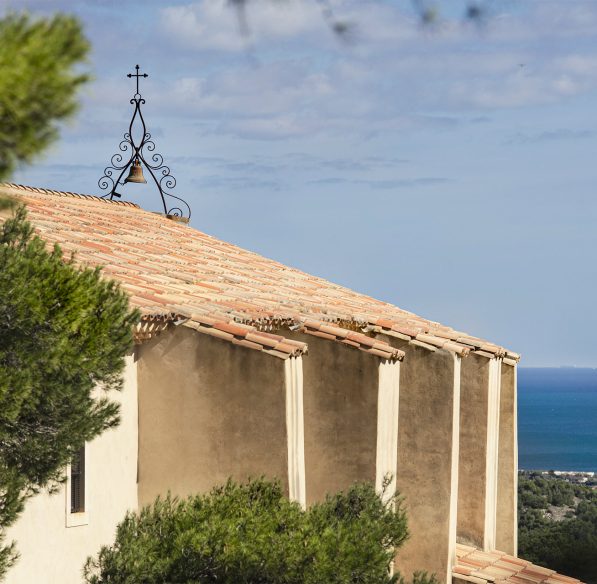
[0,206,139,579]
[0,12,90,180]
[84,477,437,584]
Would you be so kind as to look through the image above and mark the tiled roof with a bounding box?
[302,320,403,361]
[1,184,519,362]
[454,544,583,584]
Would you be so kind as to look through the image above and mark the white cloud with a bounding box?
[73,0,597,142]
[161,0,330,52]
[153,2,597,130]
[447,53,597,109]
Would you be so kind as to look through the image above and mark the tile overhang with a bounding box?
[454,544,583,584]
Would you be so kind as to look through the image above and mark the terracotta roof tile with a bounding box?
[548,576,582,584]
[454,545,582,584]
[302,320,404,361]
[1,184,517,361]
[455,576,490,584]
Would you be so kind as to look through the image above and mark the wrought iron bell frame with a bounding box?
[98,65,191,219]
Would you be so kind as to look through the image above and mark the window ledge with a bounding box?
[66,510,89,528]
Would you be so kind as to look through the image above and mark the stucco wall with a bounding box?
[137,326,288,506]
[496,363,517,554]
[378,337,459,584]
[457,354,490,548]
[289,333,379,506]
[6,354,139,584]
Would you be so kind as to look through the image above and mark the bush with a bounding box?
[85,478,432,584]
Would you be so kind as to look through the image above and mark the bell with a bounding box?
[124,159,147,184]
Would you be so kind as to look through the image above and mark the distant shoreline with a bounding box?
[519,469,596,478]
[519,366,597,370]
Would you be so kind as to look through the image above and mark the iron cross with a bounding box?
[127,64,148,94]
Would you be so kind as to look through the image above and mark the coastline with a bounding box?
[519,468,596,486]
[519,469,595,475]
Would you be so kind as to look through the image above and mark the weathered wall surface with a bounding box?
[457,354,490,548]
[289,333,379,506]
[496,363,517,554]
[137,326,288,506]
[378,337,459,584]
[6,354,139,584]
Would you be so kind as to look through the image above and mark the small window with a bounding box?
[70,446,85,514]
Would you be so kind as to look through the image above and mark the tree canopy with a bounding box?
[84,477,435,584]
[0,205,139,578]
[519,472,597,583]
[0,12,90,180]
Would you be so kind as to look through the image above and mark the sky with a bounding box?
[6,0,597,367]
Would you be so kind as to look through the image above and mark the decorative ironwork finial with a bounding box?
[98,65,191,220]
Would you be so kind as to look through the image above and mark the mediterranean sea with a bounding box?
[518,367,597,472]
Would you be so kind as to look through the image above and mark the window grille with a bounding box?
[70,446,85,514]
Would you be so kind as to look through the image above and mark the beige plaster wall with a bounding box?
[137,326,289,506]
[496,363,517,554]
[457,354,490,548]
[6,354,139,584]
[290,333,379,506]
[379,337,460,584]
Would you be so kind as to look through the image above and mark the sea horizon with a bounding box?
[518,367,597,473]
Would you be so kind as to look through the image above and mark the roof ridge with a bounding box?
[0,182,141,208]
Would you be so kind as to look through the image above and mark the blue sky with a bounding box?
[8,0,597,366]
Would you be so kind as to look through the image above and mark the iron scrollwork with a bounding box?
[98,65,191,220]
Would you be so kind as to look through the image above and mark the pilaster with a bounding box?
[376,359,400,501]
[285,356,306,508]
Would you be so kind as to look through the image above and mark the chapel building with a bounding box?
[1,184,581,584]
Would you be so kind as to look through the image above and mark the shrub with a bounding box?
[84,477,431,584]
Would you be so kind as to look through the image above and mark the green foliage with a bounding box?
[0,197,15,212]
[518,473,597,583]
[0,206,139,579]
[403,573,440,584]
[519,474,578,510]
[0,12,90,180]
[84,477,430,584]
